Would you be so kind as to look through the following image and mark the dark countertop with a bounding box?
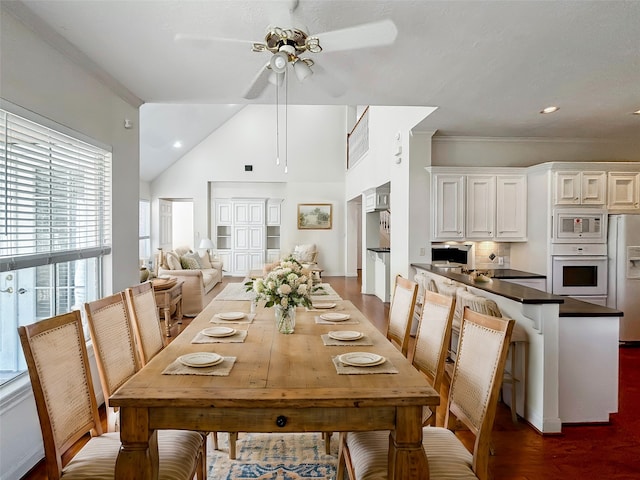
[411,263,623,318]
[367,247,390,253]
[487,269,546,279]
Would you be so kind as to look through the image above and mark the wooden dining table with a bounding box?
[109,298,439,479]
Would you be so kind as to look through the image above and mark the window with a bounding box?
[0,105,111,385]
[139,199,150,266]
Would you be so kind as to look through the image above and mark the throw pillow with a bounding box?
[174,245,191,257]
[165,252,182,270]
[180,252,201,270]
[294,244,316,262]
[198,251,212,269]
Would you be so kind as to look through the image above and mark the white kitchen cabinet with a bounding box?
[233,225,264,251]
[234,200,265,225]
[607,172,640,210]
[212,197,281,276]
[433,174,465,240]
[215,200,232,225]
[554,171,606,206]
[466,175,496,239]
[433,172,527,241]
[233,251,264,274]
[266,200,282,225]
[496,175,527,240]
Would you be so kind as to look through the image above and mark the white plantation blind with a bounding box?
[0,108,112,272]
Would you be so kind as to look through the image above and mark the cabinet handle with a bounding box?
[276,415,287,428]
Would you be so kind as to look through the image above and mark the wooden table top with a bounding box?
[110,299,438,410]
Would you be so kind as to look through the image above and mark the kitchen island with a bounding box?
[412,263,622,433]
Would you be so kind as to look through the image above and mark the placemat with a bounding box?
[321,334,373,346]
[305,305,345,312]
[162,356,236,376]
[210,313,256,324]
[331,356,398,375]
[315,316,359,325]
[191,330,248,344]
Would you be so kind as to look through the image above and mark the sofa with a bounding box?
[157,246,222,316]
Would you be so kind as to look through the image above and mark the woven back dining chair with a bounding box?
[410,290,455,427]
[337,307,514,480]
[386,275,418,357]
[124,281,165,366]
[124,282,238,459]
[85,293,207,479]
[18,309,205,480]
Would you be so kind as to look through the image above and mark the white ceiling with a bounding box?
[9,0,640,181]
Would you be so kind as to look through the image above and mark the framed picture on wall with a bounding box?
[298,203,333,230]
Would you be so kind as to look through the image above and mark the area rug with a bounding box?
[207,432,338,480]
[214,283,342,302]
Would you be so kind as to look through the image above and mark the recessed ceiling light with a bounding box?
[540,106,559,114]
[173,141,183,148]
[633,109,640,115]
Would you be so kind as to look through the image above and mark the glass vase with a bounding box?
[274,305,296,334]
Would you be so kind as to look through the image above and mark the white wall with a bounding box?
[345,106,436,292]
[0,9,140,480]
[433,136,640,166]
[151,105,347,275]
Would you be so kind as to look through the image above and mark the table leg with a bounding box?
[162,306,171,337]
[116,407,158,480]
[176,296,183,325]
[388,406,430,480]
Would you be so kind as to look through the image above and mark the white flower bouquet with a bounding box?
[245,256,314,309]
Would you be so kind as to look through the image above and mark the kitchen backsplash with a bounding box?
[474,242,511,270]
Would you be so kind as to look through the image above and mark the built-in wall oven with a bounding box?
[551,243,608,305]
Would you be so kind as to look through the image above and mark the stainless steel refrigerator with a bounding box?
[608,214,640,342]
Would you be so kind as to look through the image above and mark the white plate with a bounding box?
[217,312,245,320]
[313,302,336,309]
[338,352,386,367]
[201,326,236,338]
[328,331,363,341]
[320,312,351,322]
[178,352,224,368]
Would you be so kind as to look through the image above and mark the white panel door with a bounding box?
[267,202,281,225]
[554,172,581,205]
[433,174,464,240]
[248,202,265,224]
[216,200,232,225]
[466,175,496,239]
[581,172,606,205]
[496,175,527,240]
[248,226,265,250]
[158,199,172,251]
[233,226,250,250]
[608,172,640,210]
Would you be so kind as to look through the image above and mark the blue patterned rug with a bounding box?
[207,432,338,480]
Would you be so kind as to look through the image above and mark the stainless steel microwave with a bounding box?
[552,208,607,243]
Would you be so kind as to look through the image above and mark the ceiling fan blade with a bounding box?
[314,19,398,52]
[308,63,347,98]
[243,63,272,99]
[174,33,256,48]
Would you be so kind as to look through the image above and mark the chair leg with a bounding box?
[336,433,347,480]
[323,431,332,454]
[212,431,219,450]
[229,432,238,460]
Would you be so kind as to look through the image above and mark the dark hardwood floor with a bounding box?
[21,274,640,479]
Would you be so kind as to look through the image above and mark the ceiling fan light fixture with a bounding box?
[268,71,284,86]
[293,58,313,81]
[270,51,288,74]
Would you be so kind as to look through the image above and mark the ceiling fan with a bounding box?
[175,16,398,99]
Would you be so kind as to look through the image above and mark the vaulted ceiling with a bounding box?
[8,0,640,181]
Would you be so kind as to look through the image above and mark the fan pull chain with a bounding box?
[275,76,280,166]
[284,68,288,174]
